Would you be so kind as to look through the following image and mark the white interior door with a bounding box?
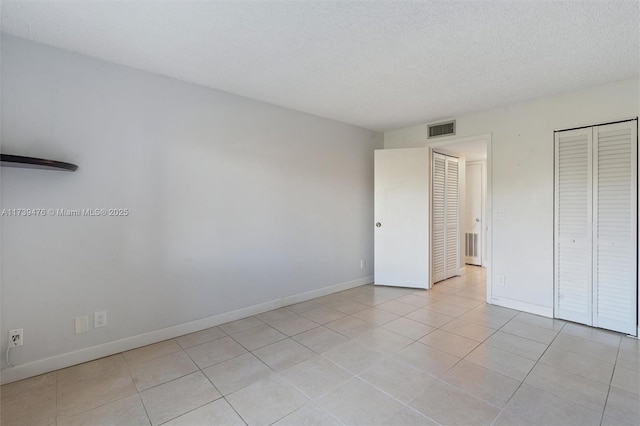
[554,127,593,325]
[432,153,446,283]
[444,156,460,279]
[465,162,483,265]
[592,121,637,335]
[432,152,460,283]
[374,148,429,289]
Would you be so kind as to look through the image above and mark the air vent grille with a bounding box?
[465,232,479,257]
[428,121,456,138]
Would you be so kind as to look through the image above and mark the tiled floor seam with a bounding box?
[57,392,143,425]
[599,385,612,425]
[55,370,59,424]
[487,321,564,426]
[349,345,504,425]
[120,352,154,425]
[154,395,225,426]
[135,393,154,426]
[346,375,428,424]
[223,394,250,426]
[597,340,624,425]
[515,326,609,421]
[56,355,142,423]
[484,317,568,425]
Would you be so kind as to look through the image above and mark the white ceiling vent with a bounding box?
[428,120,456,138]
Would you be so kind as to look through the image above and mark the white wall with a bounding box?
[0,35,382,381]
[386,78,640,317]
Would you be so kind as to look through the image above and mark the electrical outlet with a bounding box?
[75,316,89,334]
[496,209,506,220]
[94,311,107,328]
[9,329,23,347]
[497,275,506,286]
[360,259,365,269]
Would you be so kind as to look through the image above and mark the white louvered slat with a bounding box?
[554,128,592,325]
[593,122,637,335]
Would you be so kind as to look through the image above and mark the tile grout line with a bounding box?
[488,319,567,425]
[598,337,623,426]
[123,347,166,426]
[54,370,59,425]
[500,320,618,421]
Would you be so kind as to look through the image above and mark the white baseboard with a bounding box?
[283,276,373,305]
[1,275,373,385]
[489,296,553,318]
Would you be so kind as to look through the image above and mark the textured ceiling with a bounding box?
[1,1,638,131]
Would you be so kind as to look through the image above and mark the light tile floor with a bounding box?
[2,266,639,425]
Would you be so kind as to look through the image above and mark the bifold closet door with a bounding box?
[554,128,593,325]
[555,120,637,335]
[432,153,446,283]
[593,122,637,335]
[432,152,460,284]
[445,157,460,279]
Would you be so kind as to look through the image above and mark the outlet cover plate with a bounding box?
[75,316,89,334]
[94,311,107,328]
[9,329,23,347]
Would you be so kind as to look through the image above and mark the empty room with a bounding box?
[0,1,638,425]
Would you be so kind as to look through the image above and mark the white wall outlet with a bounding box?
[496,209,506,220]
[497,275,506,286]
[94,311,107,328]
[9,329,23,347]
[75,316,89,334]
[360,259,366,269]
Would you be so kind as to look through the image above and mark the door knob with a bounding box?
[475,218,480,223]
[376,222,382,228]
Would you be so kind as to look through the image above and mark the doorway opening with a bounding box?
[427,134,491,301]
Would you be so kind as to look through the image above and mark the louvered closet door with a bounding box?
[432,153,446,283]
[555,128,593,325]
[593,122,637,335]
[444,156,460,279]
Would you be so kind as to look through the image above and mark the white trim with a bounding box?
[282,276,373,304]
[1,275,372,384]
[486,136,493,303]
[554,117,638,132]
[490,296,554,318]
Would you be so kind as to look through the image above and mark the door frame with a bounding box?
[465,160,487,267]
[426,133,492,302]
